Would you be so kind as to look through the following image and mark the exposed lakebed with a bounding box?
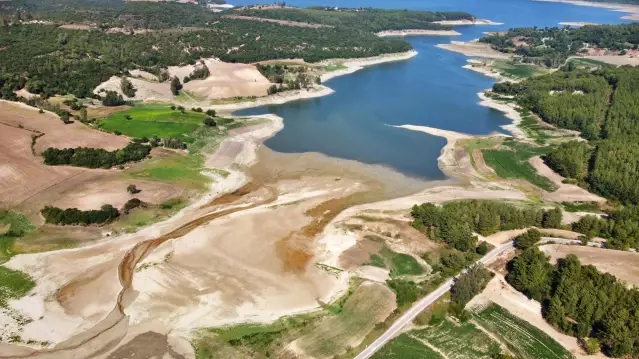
[234,0,629,179]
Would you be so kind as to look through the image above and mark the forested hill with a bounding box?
[493,66,639,209]
[228,7,474,33]
[480,23,639,67]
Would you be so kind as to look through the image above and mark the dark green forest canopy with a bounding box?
[229,7,474,32]
[493,66,639,205]
[480,23,639,67]
[506,249,639,357]
[0,20,410,97]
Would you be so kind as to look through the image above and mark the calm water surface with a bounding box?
[235,0,629,179]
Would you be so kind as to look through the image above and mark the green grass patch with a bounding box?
[492,60,549,79]
[0,266,35,307]
[568,57,609,69]
[323,63,348,72]
[0,210,35,263]
[473,303,574,359]
[130,153,211,190]
[460,137,504,173]
[379,247,424,277]
[369,254,387,268]
[372,333,443,359]
[483,140,557,192]
[561,201,601,213]
[99,104,208,139]
[412,318,502,359]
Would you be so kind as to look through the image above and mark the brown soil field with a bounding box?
[541,244,639,287]
[0,101,130,209]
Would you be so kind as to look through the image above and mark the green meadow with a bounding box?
[99,105,208,139]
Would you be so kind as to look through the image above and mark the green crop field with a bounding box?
[372,334,443,359]
[412,318,501,359]
[99,105,208,139]
[473,304,574,359]
[483,140,557,192]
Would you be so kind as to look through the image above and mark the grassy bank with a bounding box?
[483,140,556,192]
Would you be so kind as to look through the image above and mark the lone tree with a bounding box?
[120,77,137,98]
[170,76,183,96]
[205,109,216,117]
[126,184,140,194]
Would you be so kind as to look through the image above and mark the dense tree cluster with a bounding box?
[480,23,639,67]
[102,90,126,106]
[450,264,492,308]
[41,142,151,168]
[506,249,639,357]
[41,204,119,225]
[544,141,592,181]
[513,228,542,250]
[411,200,562,252]
[572,205,639,250]
[495,66,639,205]
[0,9,415,97]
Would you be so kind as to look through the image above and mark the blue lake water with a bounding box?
[234,0,630,180]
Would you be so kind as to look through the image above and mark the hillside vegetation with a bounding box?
[480,23,639,67]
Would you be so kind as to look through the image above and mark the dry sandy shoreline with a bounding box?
[211,50,418,112]
[535,0,639,20]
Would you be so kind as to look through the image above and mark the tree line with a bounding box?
[411,200,562,253]
[41,204,119,225]
[231,7,473,33]
[506,249,639,357]
[41,142,151,168]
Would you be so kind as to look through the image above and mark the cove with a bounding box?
[234,0,629,180]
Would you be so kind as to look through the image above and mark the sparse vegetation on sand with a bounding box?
[0,266,35,308]
[0,211,36,307]
[483,140,556,191]
[129,124,228,190]
[472,303,574,359]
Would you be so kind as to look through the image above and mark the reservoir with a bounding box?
[234,0,629,179]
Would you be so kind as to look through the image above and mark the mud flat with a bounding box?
[436,41,512,59]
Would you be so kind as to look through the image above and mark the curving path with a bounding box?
[353,237,602,359]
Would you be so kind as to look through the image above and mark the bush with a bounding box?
[203,117,217,127]
[102,90,126,106]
